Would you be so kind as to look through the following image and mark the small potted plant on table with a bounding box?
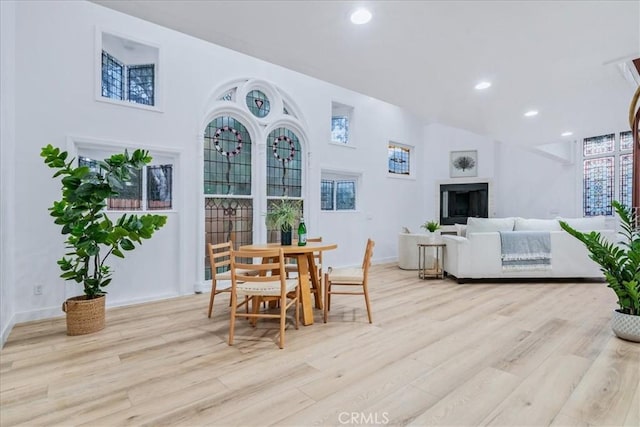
[266,199,302,245]
[421,220,441,243]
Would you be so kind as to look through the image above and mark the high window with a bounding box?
[582,131,633,216]
[98,31,160,109]
[331,102,353,145]
[388,142,411,176]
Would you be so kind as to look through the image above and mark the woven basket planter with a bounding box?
[62,295,106,336]
[611,310,640,343]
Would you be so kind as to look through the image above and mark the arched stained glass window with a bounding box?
[246,90,270,118]
[266,127,302,197]
[203,116,252,195]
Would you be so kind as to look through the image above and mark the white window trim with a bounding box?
[67,135,180,213]
[387,141,415,180]
[95,26,164,113]
[320,168,361,213]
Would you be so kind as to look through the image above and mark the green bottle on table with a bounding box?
[298,217,307,246]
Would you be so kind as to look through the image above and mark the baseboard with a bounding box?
[1,314,16,348]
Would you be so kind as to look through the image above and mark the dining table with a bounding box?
[238,241,337,325]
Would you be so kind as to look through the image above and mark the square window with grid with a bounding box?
[388,144,411,175]
[321,178,356,211]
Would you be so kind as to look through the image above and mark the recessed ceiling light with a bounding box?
[350,8,372,25]
[524,110,539,117]
[474,81,492,90]
[561,131,573,137]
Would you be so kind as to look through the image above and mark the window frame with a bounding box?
[95,28,163,113]
[581,131,633,217]
[68,136,179,213]
[330,101,354,147]
[387,141,415,179]
[320,170,360,212]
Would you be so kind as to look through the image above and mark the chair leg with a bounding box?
[208,281,217,318]
[279,294,286,349]
[228,292,237,346]
[363,283,373,324]
[323,273,330,323]
[295,286,300,330]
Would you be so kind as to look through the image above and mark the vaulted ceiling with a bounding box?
[92,0,639,148]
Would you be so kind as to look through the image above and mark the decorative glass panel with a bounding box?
[203,116,252,196]
[266,199,303,243]
[620,131,633,151]
[78,156,142,210]
[204,198,253,280]
[583,134,614,157]
[127,64,155,106]
[331,116,349,143]
[267,127,302,197]
[246,90,270,118]
[583,157,614,216]
[321,179,334,210]
[620,153,633,210]
[388,144,410,175]
[101,51,124,100]
[219,90,235,101]
[147,165,172,210]
[336,181,356,210]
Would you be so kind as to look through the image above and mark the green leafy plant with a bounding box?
[560,201,639,316]
[42,144,167,299]
[265,199,301,232]
[421,220,441,233]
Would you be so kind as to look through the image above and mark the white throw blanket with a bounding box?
[499,231,552,271]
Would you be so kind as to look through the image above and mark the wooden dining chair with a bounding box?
[323,238,375,324]
[229,247,300,349]
[206,241,257,318]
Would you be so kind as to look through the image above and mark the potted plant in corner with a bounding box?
[266,199,301,245]
[560,201,640,342]
[41,144,167,335]
[421,220,441,243]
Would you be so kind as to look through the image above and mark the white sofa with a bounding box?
[443,217,616,282]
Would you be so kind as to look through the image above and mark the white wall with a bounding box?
[3,0,428,335]
[1,0,17,346]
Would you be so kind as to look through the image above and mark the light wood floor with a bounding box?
[1,264,639,426]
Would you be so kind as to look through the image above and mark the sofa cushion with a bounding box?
[466,217,515,234]
[514,218,562,231]
[454,223,467,237]
[559,216,607,231]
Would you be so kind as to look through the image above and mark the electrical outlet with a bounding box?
[33,284,43,295]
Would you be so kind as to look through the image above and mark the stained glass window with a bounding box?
[321,180,334,210]
[620,153,633,210]
[246,90,270,118]
[583,157,614,216]
[331,116,349,143]
[101,51,124,100]
[204,116,252,196]
[267,127,302,197]
[388,144,410,175]
[147,165,172,210]
[336,181,356,210]
[128,64,154,106]
[204,198,253,280]
[620,131,633,151]
[583,134,614,157]
[219,90,235,101]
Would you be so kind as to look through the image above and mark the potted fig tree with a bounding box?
[560,201,639,342]
[42,144,167,335]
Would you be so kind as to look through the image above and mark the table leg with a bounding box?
[295,254,314,325]
[306,253,323,310]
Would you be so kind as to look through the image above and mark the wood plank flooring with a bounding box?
[1,264,638,426]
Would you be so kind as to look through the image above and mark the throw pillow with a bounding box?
[559,216,607,231]
[466,217,515,234]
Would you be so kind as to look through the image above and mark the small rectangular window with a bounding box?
[331,116,349,144]
[583,156,614,216]
[101,51,124,100]
[388,143,410,175]
[583,134,615,157]
[147,165,173,210]
[321,174,357,211]
[620,131,633,151]
[128,64,155,106]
